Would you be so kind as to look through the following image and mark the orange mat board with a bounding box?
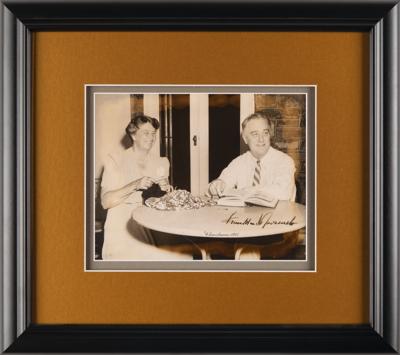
[33,31,369,324]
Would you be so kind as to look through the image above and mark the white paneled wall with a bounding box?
[95,93,130,179]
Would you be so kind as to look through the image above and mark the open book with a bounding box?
[217,188,278,208]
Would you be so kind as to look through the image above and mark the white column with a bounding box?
[143,94,160,156]
[240,93,255,128]
[190,94,209,195]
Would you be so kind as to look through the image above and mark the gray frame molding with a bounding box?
[0,0,399,352]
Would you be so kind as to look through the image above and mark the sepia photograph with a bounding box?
[85,85,316,271]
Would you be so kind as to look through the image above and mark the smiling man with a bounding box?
[208,112,296,201]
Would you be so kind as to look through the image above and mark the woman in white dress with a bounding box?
[100,114,192,260]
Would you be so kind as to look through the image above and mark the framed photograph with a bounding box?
[85,85,316,271]
[1,0,399,353]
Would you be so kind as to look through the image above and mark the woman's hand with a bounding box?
[101,176,154,209]
[156,177,171,192]
[135,176,154,190]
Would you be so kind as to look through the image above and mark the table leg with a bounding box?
[234,245,261,260]
[180,237,212,260]
[190,240,231,260]
[234,246,244,260]
[199,247,212,260]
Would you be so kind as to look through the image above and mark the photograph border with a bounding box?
[85,85,316,272]
[1,0,399,352]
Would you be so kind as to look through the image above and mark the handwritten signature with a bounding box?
[223,211,297,228]
[203,231,240,237]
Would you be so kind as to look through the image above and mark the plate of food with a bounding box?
[144,189,217,211]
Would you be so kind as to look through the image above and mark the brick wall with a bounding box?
[130,94,144,114]
[255,94,306,204]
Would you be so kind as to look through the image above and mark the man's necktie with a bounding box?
[252,160,261,186]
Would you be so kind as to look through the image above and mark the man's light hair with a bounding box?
[241,112,274,133]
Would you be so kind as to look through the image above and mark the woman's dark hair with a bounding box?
[125,113,160,144]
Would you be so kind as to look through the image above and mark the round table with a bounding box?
[132,201,306,259]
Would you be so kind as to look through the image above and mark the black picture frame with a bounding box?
[0,0,399,352]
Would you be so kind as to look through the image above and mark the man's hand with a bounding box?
[208,179,226,197]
